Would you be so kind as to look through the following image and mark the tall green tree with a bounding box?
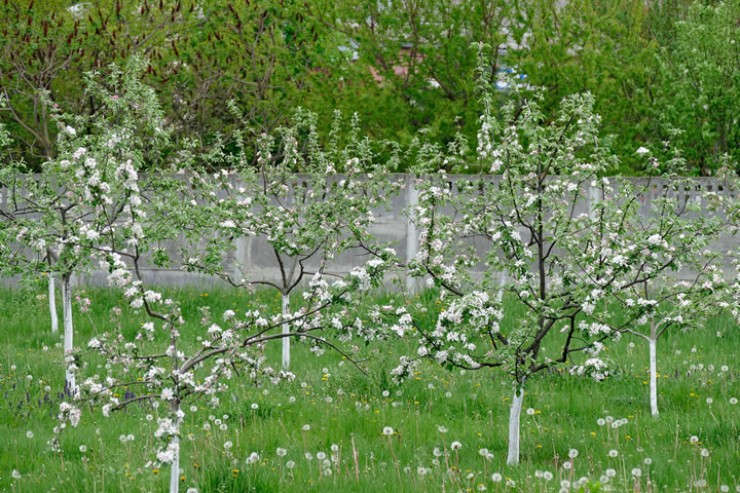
[653,0,740,175]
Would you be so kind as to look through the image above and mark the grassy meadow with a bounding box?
[0,285,737,493]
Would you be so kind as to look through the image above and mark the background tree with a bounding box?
[652,0,740,176]
[506,0,661,173]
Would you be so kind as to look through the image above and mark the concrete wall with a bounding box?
[2,175,737,289]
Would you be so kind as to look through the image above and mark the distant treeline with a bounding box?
[1,0,738,175]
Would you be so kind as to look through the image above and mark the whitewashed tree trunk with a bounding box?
[281,293,290,370]
[649,337,658,416]
[507,387,525,465]
[496,271,506,303]
[649,319,659,417]
[169,434,180,493]
[49,275,58,334]
[60,274,76,396]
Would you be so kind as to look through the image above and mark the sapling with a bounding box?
[586,159,733,416]
[56,229,394,493]
[384,45,688,465]
[46,80,397,491]
[180,108,401,370]
[0,58,172,395]
[0,115,59,333]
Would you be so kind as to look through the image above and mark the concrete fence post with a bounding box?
[588,180,601,219]
[233,236,248,283]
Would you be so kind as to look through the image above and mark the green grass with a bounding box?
[0,286,737,493]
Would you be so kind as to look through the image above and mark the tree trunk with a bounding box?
[649,336,659,417]
[169,434,180,493]
[61,274,76,396]
[282,292,290,370]
[49,275,58,334]
[496,271,506,303]
[507,387,525,465]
